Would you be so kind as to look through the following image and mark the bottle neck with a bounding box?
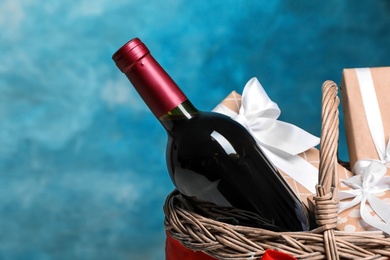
[112,38,189,119]
[159,99,199,133]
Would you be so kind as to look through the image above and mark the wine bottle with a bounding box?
[112,38,312,231]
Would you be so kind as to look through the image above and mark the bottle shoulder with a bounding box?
[167,111,258,160]
[167,111,256,151]
[176,111,251,135]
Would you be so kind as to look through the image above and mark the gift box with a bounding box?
[214,78,352,211]
[213,89,318,207]
[214,80,357,233]
[338,67,390,233]
[341,67,390,167]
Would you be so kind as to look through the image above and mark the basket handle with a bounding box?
[314,80,340,259]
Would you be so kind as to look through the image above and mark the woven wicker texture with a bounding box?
[164,81,390,259]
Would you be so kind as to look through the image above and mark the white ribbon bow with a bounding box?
[213,77,320,193]
[339,161,390,234]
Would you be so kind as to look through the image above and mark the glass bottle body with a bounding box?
[161,101,310,231]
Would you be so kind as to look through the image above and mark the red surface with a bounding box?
[261,249,297,260]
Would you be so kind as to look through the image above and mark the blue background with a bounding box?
[1,1,390,259]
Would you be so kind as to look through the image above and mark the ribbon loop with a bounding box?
[213,77,320,193]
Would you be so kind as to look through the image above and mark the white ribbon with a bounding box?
[339,161,390,234]
[355,68,390,166]
[338,68,390,234]
[213,77,320,193]
[353,68,390,174]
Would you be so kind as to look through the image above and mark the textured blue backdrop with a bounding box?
[1,1,390,259]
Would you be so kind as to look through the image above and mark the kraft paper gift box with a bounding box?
[215,89,353,211]
[339,67,390,233]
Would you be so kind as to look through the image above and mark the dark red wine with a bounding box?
[112,38,312,231]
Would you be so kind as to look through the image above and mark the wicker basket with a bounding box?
[163,81,390,260]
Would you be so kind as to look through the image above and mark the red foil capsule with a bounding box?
[112,38,187,118]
